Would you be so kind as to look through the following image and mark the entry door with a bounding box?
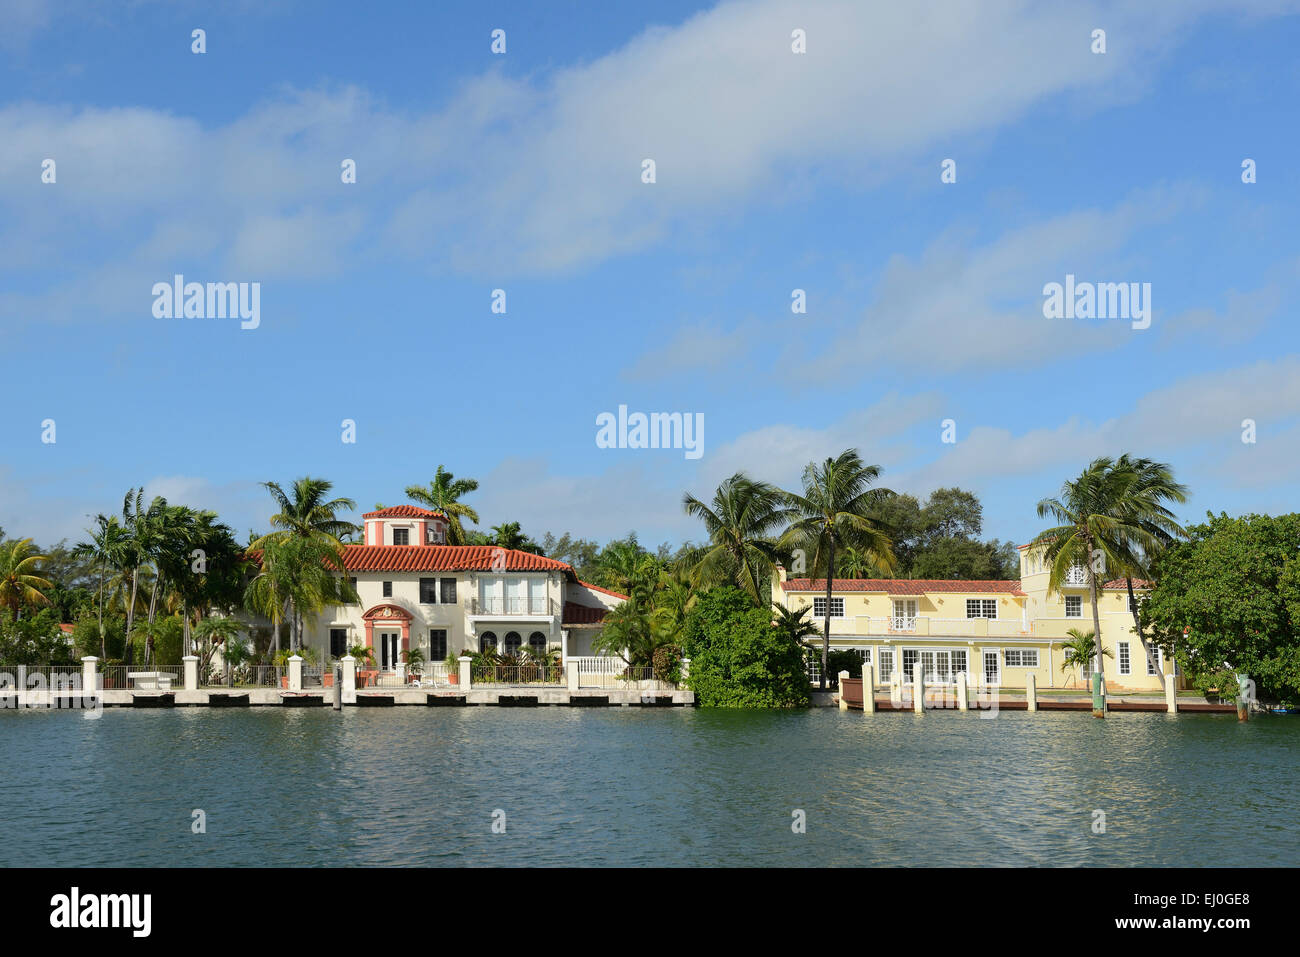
[378,632,400,670]
[983,650,1000,685]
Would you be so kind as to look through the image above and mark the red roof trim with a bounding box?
[577,580,629,600]
[338,544,572,574]
[361,505,447,519]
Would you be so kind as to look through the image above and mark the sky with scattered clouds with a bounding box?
[2,0,1298,550]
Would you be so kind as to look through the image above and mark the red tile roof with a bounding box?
[1103,579,1151,590]
[782,578,1027,597]
[339,545,572,574]
[577,580,629,600]
[562,602,610,625]
[361,505,446,519]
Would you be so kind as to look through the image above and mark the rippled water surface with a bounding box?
[0,707,1295,866]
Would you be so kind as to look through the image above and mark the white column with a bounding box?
[913,662,925,713]
[956,671,969,712]
[566,659,580,692]
[458,655,472,689]
[81,656,98,695]
[560,628,569,665]
[1026,672,1037,712]
[680,657,691,681]
[1164,672,1177,714]
[396,661,407,684]
[341,655,357,704]
[837,671,850,710]
[288,655,303,692]
[183,655,199,692]
[863,663,876,714]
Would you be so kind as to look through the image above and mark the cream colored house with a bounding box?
[775,543,1176,693]
[303,506,624,671]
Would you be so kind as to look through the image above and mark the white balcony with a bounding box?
[466,597,557,617]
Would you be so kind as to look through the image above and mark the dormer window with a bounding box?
[426,526,445,544]
[392,528,409,546]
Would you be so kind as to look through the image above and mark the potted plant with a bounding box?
[445,652,460,685]
[348,643,376,687]
[403,646,426,683]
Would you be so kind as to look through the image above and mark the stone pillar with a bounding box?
[956,671,969,712]
[680,657,691,680]
[1164,672,1177,714]
[288,654,303,692]
[396,661,407,685]
[341,655,357,704]
[913,662,925,713]
[459,655,472,690]
[81,656,98,695]
[837,671,850,710]
[1236,673,1250,722]
[863,663,876,714]
[1026,672,1037,712]
[889,673,902,708]
[183,655,199,691]
[560,629,569,665]
[566,659,580,692]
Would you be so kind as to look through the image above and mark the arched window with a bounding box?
[504,631,522,656]
[528,631,547,653]
[479,631,497,654]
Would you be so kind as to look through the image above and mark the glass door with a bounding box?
[983,650,1000,685]
[378,632,400,670]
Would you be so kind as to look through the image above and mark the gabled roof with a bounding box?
[362,505,447,519]
[782,578,1027,597]
[338,545,572,574]
[577,580,629,600]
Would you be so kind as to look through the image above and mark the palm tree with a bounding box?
[1033,457,1150,686]
[73,515,127,656]
[1104,455,1188,679]
[0,538,53,621]
[1060,628,1112,689]
[592,539,660,596]
[779,451,896,689]
[251,479,359,656]
[681,473,790,605]
[405,466,480,545]
[489,521,543,554]
[252,477,359,546]
[772,603,820,645]
[193,616,242,684]
[837,545,881,579]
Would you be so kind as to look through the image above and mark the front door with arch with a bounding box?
[377,631,401,671]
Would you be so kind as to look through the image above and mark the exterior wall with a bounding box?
[303,570,582,665]
[778,552,1175,692]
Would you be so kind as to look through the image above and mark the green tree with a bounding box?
[1060,627,1111,689]
[1144,512,1300,703]
[681,473,789,605]
[1032,458,1147,681]
[488,521,543,554]
[405,466,481,545]
[0,538,53,621]
[681,587,810,708]
[780,450,895,689]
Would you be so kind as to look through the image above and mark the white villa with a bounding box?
[303,505,625,672]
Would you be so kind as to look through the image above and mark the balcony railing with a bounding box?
[1063,566,1089,586]
[466,597,556,616]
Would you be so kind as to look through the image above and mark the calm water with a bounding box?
[0,707,1295,866]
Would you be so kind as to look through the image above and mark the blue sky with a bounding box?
[2,0,1298,552]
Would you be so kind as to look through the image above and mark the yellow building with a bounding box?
[775,543,1177,693]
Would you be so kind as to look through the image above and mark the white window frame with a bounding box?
[982,649,1001,685]
[892,599,918,631]
[1146,645,1161,676]
[1064,595,1082,618]
[1004,648,1039,668]
[877,648,894,682]
[813,596,845,619]
[1118,641,1131,676]
[966,598,998,619]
